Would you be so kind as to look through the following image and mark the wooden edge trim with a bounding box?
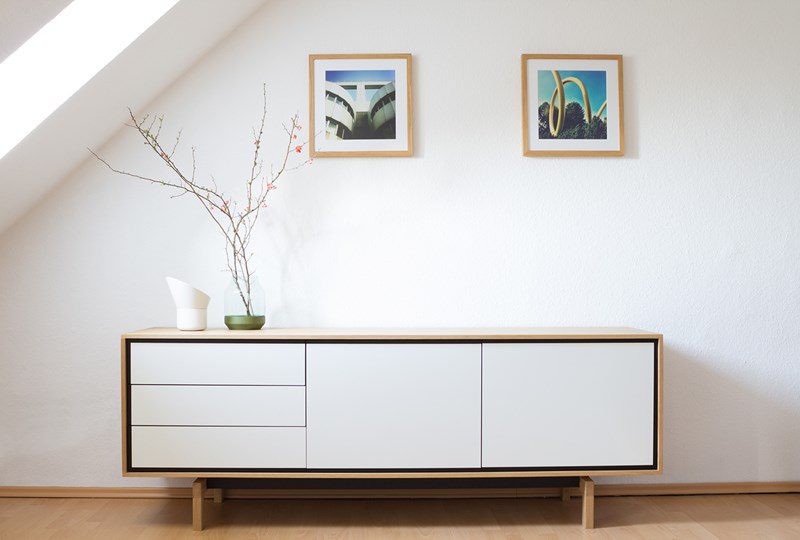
[121,332,662,340]
[120,337,128,475]
[2,482,798,500]
[523,150,624,157]
[521,54,623,61]
[121,469,662,479]
[617,54,625,154]
[407,54,413,155]
[310,151,413,158]
[308,54,315,156]
[309,53,412,61]
[657,336,664,473]
[521,54,529,155]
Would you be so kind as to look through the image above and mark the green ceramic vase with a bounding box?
[224,315,266,330]
[224,277,266,330]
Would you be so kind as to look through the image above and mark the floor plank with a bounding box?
[0,494,799,539]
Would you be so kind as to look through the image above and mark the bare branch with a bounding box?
[91,85,312,317]
[169,129,182,158]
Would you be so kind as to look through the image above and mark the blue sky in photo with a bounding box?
[326,70,395,102]
[325,70,395,83]
[538,70,607,116]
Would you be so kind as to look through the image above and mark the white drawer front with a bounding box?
[307,343,481,469]
[131,386,305,426]
[131,426,306,468]
[130,343,304,385]
[482,342,655,468]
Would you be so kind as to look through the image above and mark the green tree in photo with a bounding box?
[585,116,607,139]
[558,124,583,139]
[537,100,607,140]
[563,102,586,133]
[538,102,553,139]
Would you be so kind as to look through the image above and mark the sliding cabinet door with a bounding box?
[307,344,481,469]
[482,341,656,469]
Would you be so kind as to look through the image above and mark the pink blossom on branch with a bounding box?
[88,84,312,316]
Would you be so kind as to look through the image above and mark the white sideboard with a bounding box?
[121,327,662,529]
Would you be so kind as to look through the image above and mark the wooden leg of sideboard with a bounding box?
[580,476,595,529]
[192,478,206,531]
[212,488,224,503]
[560,487,570,502]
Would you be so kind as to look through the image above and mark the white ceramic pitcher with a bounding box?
[165,277,210,331]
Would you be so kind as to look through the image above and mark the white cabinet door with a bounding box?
[307,344,481,469]
[482,342,655,468]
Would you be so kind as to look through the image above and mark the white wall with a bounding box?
[1,0,799,487]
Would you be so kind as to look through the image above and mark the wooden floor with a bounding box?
[1,494,799,538]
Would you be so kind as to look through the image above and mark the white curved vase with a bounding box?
[166,277,210,331]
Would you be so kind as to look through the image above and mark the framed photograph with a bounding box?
[309,53,412,157]
[522,54,624,157]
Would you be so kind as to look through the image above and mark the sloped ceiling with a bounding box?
[0,0,73,62]
[0,0,267,234]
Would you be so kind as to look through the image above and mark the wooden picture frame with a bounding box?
[309,54,413,158]
[522,54,624,157]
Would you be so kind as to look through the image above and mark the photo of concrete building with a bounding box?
[324,70,396,140]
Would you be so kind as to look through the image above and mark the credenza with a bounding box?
[121,327,663,530]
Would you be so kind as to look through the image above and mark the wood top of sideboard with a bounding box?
[124,327,661,340]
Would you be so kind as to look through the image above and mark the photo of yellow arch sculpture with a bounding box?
[534,67,608,141]
[547,70,608,138]
[521,53,624,157]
